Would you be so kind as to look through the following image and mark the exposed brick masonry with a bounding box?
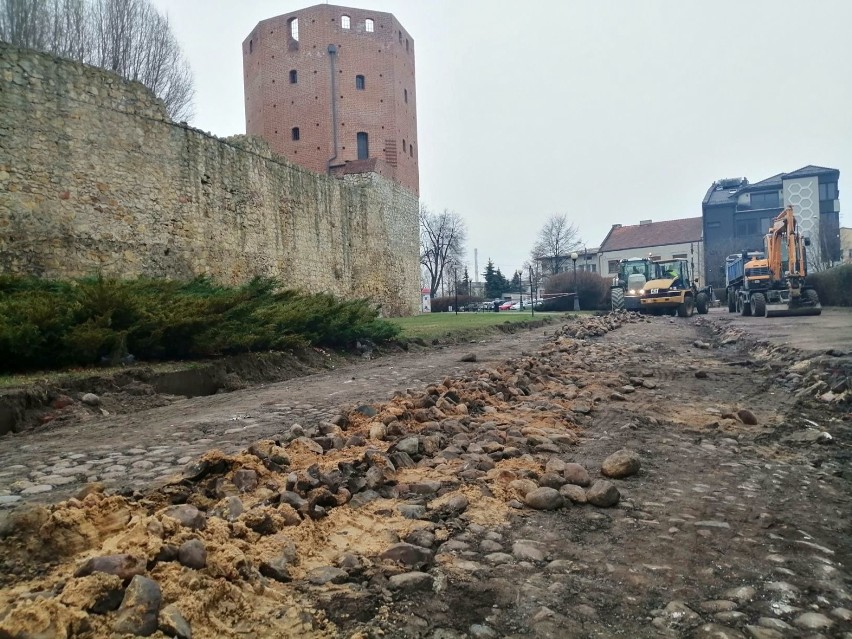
[243,3,419,195]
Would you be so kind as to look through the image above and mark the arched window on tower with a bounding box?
[355,74,365,90]
[288,17,299,41]
[291,127,300,141]
[356,132,369,160]
[289,69,297,84]
[365,18,374,32]
[341,15,350,29]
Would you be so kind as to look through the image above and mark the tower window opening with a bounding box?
[404,88,408,103]
[402,139,406,152]
[288,17,299,41]
[249,39,253,53]
[410,143,414,157]
[289,69,297,84]
[355,74,365,90]
[291,127,300,141]
[356,132,369,160]
[406,38,409,52]
[398,31,402,44]
[341,15,350,29]
[365,18,374,32]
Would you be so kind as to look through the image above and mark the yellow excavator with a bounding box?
[725,206,821,318]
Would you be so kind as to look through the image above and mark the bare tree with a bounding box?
[420,205,467,298]
[0,0,194,121]
[0,0,50,49]
[806,222,841,273]
[532,214,582,275]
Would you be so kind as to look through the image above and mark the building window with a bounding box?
[356,132,369,159]
[398,31,402,44]
[404,88,408,103]
[405,38,409,52]
[735,219,760,237]
[706,221,721,229]
[819,182,838,200]
[289,69,297,84]
[672,253,687,259]
[341,15,350,29]
[249,39,253,54]
[608,260,620,274]
[590,264,596,273]
[410,143,413,157]
[750,191,779,209]
[288,17,299,41]
[365,18,374,32]
[291,127,300,141]
[402,139,406,153]
[355,74,365,90]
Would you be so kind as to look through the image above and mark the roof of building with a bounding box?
[784,165,838,179]
[599,217,703,252]
[703,165,840,206]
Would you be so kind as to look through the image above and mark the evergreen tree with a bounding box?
[483,259,500,299]
[511,270,522,291]
[461,266,471,296]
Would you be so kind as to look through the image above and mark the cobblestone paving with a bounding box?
[0,329,552,507]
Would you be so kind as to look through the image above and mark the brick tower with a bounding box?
[243,4,418,195]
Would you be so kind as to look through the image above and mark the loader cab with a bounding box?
[616,258,653,294]
[653,259,690,287]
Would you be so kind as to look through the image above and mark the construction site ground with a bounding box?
[0,308,850,639]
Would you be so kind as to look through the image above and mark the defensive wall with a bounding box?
[0,43,420,316]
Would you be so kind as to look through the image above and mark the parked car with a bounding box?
[510,301,525,310]
[499,300,514,311]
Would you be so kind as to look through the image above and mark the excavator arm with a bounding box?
[766,206,807,281]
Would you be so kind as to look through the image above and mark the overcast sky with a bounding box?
[150,0,851,280]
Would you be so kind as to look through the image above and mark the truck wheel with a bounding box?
[611,288,625,311]
[740,296,752,316]
[677,295,694,317]
[727,289,736,313]
[751,292,766,317]
[696,292,709,315]
[804,289,819,305]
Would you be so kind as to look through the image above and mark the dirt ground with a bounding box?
[0,310,850,639]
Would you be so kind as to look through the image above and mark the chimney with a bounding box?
[639,219,652,225]
[612,224,622,229]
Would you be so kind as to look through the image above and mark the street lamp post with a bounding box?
[571,251,580,311]
[453,267,458,315]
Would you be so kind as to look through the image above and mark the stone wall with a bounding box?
[0,43,420,316]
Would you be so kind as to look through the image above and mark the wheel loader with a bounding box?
[638,258,711,317]
[725,206,821,318]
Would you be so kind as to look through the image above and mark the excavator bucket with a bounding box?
[764,301,822,318]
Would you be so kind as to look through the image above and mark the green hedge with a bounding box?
[545,271,611,311]
[0,276,400,373]
[808,264,852,307]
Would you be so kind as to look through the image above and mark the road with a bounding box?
[711,306,852,353]
[0,312,849,639]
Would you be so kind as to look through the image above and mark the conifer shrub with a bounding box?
[0,276,400,373]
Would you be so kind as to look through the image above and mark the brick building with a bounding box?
[597,218,705,284]
[243,4,419,195]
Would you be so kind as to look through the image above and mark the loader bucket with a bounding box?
[764,301,822,318]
